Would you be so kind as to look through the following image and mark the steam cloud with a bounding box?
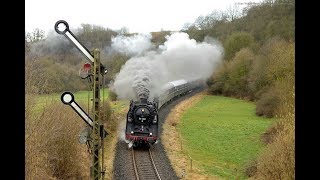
[26,30,77,60]
[108,33,154,56]
[110,32,224,101]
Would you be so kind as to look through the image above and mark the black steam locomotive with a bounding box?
[125,97,159,146]
[125,79,204,147]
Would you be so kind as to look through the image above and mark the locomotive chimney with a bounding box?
[137,91,149,104]
[140,97,148,104]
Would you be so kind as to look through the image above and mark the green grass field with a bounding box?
[36,88,109,104]
[179,95,274,179]
[33,88,109,110]
[32,88,128,114]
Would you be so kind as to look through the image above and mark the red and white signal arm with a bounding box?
[83,63,91,71]
[79,63,92,79]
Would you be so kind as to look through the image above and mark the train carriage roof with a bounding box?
[160,79,188,92]
[168,79,188,87]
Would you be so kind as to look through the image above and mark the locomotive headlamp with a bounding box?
[149,132,153,136]
[131,131,134,134]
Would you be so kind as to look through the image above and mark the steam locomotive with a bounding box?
[125,79,204,147]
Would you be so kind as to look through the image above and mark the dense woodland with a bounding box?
[25,0,295,179]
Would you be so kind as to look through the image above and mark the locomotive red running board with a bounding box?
[126,134,157,142]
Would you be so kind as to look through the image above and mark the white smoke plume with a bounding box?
[110,32,224,101]
[108,33,154,56]
[118,118,130,143]
[26,30,76,60]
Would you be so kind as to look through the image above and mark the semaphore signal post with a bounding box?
[55,20,108,180]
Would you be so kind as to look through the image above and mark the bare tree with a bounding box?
[225,4,241,21]
[181,22,192,31]
[117,26,130,35]
[194,10,226,30]
[26,28,45,42]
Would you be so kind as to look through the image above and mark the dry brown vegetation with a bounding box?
[25,99,91,179]
[25,100,121,180]
[252,40,295,179]
[25,59,121,179]
[252,81,295,179]
[253,111,295,179]
[101,101,128,179]
[26,59,89,179]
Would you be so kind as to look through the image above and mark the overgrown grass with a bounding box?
[100,99,129,179]
[26,86,129,179]
[179,95,274,179]
[25,101,91,179]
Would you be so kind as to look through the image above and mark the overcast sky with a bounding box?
[26,0,263,35]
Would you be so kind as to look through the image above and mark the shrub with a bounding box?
[208,62,229,95]
[209,48,255,98]
[247,54,270,98]
[224,48,254,97]
[253,96,295,179]
[253,39,294,117]
[249,38,295,98]
[255,86,280,117]
[252,39,295,179]
[209,81,224,95]
[224,32,254,61]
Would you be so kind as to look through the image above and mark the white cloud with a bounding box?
[25,0,263,34]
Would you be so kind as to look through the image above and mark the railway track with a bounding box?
[131,148,162,180]
[114,88,204,180]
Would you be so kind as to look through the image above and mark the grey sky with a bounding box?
[26,0,263,35]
